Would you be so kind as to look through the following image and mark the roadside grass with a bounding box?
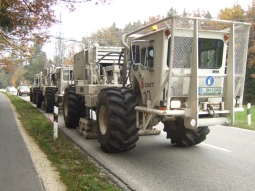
[232,105,255,131]
[3,92,120,191]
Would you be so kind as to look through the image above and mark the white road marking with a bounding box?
[201,143,232,152]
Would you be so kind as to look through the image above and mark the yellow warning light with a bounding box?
[152,25,158,31]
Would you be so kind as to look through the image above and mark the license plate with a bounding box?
[199,87,221,95]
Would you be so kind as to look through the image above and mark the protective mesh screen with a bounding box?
[169,18,193,97]
[167,18,249,98]
[234,25,250,96]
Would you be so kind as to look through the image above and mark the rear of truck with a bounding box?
[122,16,250,146]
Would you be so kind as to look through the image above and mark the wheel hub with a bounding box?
[63,97,68,117]
[99,105,107,135]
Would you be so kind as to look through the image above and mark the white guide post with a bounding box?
[53,106,58,140]
[247,103,251,126]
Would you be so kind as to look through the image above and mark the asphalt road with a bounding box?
[20,95,255,190]
[0,93,44,191]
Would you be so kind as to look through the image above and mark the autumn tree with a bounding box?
[0,0,112,72]
[246,0,255,67]
[167,7,178,16]
[90,23,121,46]
[24,44,47,83]
[0,0,56,60]
[218,4,246,20]
[243,0,255,103]
[122,20,144,34]
[192,9,213,18]
[217,2,254,103]
[62,42,77,65]
[13,66,28,86]
[81,35,97,49]
[0,57,14,73]
[0,68,13,87]
[145,15,165,26]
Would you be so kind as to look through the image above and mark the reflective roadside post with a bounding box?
[53,106,58,140]
[247,103,251,126]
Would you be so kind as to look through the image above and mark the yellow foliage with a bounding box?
[63,59,74,65]
[0,57,14,72]
[13,66,27,86]
[218,4,245,20]
[246,2,255,67]
[11,75,16,87]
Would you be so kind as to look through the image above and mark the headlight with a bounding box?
[171,100,181,109]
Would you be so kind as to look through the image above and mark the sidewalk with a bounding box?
[0,93,44,191]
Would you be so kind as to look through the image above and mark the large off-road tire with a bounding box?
[96,87,139,153]
[163,117,210,146]
[45,87,56,113]
[63,86,85,128]
[33,88,38,104]
[30,88,33,102]
[36,90,43,108]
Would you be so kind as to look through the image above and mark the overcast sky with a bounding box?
[43,0,252,58]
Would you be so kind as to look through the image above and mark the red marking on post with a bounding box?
[141,81,144,89]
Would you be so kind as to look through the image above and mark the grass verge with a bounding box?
[3,92,120,191]
[232,105,255,131]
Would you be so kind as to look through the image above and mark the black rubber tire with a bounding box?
[163,117,210,146]
[36,90,43,108]
[63,86,85,128]
[33,88,38,104]
[45,87,56,113]
[96,87,139,153]
[29,88,33,102]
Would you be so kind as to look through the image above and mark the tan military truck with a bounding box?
[63,16,250,152]
[36,65,73,112]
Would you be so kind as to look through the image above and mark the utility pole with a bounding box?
[55,13,63,66]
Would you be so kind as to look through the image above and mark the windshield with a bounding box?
[199,39,224,69]
[167,37,224,69]
[20,86,29,90]
[63,70,73,81]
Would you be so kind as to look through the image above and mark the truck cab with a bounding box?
[125,17,250,130]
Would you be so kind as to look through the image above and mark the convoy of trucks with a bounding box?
[31,65,73,112]
[30,16,250,153]
[30,73,41,103]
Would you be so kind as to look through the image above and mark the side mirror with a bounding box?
[131,45,140,64]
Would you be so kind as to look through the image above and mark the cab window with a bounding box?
[63,70,73,80]
[167,37,223,69]
[141,46,154,69]
[199,39,223,69]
